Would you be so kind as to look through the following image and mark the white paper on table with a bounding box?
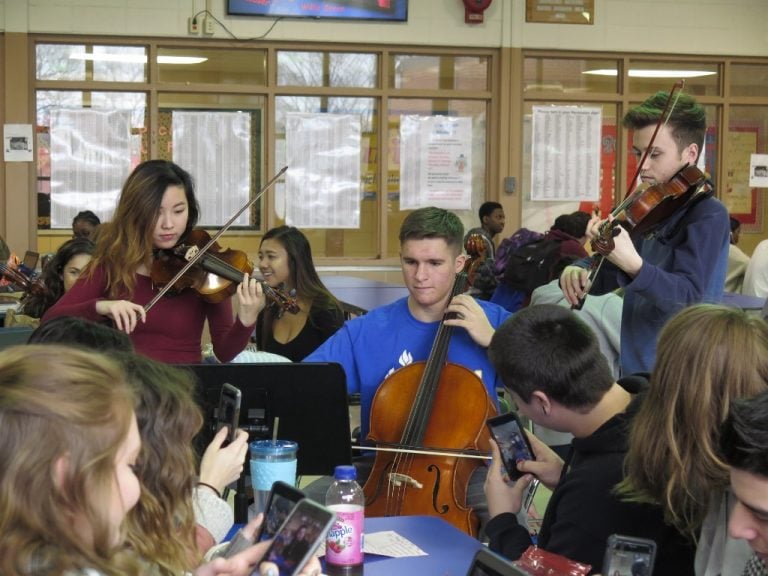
[316,530,427,558]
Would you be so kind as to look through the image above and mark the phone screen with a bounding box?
[258,482,306,541]
[602,535,656,576]
[263,500,336,576]
[467,548,528,576]
[216,383,241,445]
[487,413,534,480]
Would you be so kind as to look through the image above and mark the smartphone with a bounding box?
[467,547,529,576]
[602,534,656,576]
[216,383,241,445]
[486,412,535,480]
[261,499,336,576]
[256,481,307,541]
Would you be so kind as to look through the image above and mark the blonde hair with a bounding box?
[118,353,203,574]
[619,304,768,538]
[0,345,141,575]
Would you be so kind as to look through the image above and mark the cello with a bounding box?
[362,234,497,537]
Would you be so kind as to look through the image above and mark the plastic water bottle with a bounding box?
[325,465,364,575]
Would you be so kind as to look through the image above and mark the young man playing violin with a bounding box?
[304,206,511,513]
[560,91,730,375]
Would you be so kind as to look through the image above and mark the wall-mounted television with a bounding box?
[227,0,408,22]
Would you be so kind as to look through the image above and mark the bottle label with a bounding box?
[326,504,364,565]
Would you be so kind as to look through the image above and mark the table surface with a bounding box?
[350,515,483,576]
[320,275,409,316]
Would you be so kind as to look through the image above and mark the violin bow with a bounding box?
[144,166,288,313]
[573,80,685,310]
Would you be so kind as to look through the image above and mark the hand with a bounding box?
[235,272,263,327]
[199,427,249,494]
[602,222,643,277]
[94,299,146,333]
[484,439,534,518]
[560,265,589,307]
[443,293,495,347]
[516,431,564,491]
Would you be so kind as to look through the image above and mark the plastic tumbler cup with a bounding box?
[249,439,298,517]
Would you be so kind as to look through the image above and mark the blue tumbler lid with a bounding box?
[334,465,357,480]
[250,439,298,456]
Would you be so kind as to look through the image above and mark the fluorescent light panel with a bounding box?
[69,53,207,65]
[584,69,716,78]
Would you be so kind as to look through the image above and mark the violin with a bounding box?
[0,262,48,297]
[361,236,497,537]
[150,229,300,314]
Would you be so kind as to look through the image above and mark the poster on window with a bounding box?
[399,115,472,210]
[173,111,251,227]
[531,106,601,202]
[285,113,361,228]
[49,109,132,227]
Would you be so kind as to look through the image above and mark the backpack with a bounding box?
[502,237,564,295]
[493,228,545,280]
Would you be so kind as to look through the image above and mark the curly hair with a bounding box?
[618,304,768,538]
[19,237,94,318]
[87,160,199,299]
[0,345,141,576]
[116,353,204,574]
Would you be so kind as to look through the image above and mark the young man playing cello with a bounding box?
[304,206,511,523]
[560,91,730,375]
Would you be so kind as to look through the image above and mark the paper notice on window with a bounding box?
[400,115,472,210]
[173,111,251,227]
[749,153,768,188]
[49,109,132,227]
[285,113,361,228]
[531,106,601,202]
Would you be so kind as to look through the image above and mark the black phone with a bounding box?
[486,412,535,481]
[466,547,529,576]
[602,534,656,576]
[262,498,336,576]
[216,383,241,445]
[257,481,307,542]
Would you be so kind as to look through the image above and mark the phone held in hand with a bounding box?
[256,481,307,542]
[486,411,535,481]
[262,499,336,576]
[223,481,307,559]
[602,534,656,576]
[216,382,241,445]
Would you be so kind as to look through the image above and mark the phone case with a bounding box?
[486,412,534,480]
[256,481,307,541]
[602,534,656,576]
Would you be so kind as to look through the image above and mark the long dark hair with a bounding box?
[259,226,341,338]
[19,237,95,318]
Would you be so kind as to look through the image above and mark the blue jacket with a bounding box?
[583,193,729,375]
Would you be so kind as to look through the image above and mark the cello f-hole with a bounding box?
[427,464,450,515]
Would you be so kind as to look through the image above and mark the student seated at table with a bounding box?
[484,304,694,574]
[719,389,768,575]
[6,237,95,328]
[618,304,768,576]
[251,225,344,362]
[0,345,313,576]
[305,207,511,517]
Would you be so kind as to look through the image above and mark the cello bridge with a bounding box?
[388,473,423,490]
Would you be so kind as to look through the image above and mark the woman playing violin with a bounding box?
[42,160,261,363]
[560,91,730,375]
[253,226,344,362]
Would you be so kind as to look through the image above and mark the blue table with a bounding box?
[361,515,483,575]
[320,275,409,317]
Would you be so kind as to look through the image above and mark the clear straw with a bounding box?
[272,417,279,442]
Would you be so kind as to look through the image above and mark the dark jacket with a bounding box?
[485,376,695,575]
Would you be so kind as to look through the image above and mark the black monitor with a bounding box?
[183,362,352,477]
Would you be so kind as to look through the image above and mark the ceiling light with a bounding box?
[583,69,715,78]
[69,53,207,65]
